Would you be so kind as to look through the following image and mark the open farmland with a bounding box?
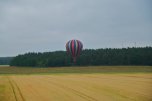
[0,66,152,101]
[0,66,152,74]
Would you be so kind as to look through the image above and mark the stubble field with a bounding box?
[0,66,152,101]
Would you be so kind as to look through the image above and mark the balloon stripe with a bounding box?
[78,40,81,56]
[72,40,75,57]
[75,40,78,56]
[80,41,83,51]
[66,41,69,53]
[70,40,73,56]
[73,40,75,57]
[67,41,69,52]
[69,40,72,55]
[74,40,77,57]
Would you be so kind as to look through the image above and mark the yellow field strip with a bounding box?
[8,74,152,101]
[0,76,16,101]
[0,74,152,101]
[8,77,25,101]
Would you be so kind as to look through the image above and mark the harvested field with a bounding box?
[0,73,152,101]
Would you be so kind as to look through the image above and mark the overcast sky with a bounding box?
[0,0,152,57]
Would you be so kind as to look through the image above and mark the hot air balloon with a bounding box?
[66,39,83,63]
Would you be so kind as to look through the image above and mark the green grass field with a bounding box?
[0,66,152,74]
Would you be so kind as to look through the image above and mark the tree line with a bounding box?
[10,47,152,67]
[0,57,13,65]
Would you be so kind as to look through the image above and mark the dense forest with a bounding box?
[0,57,13,65]
[10,47,152,67]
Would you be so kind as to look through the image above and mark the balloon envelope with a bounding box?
[66,39,83,63]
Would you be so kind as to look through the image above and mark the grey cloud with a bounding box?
[0,0,152,56]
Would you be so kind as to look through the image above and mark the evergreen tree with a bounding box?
[10,47,152,67]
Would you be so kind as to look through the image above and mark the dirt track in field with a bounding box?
[1,74,152,101]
